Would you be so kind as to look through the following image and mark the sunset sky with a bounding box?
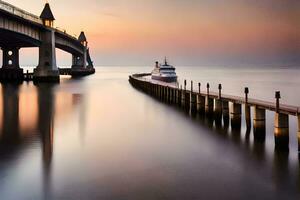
[4,0,300,66]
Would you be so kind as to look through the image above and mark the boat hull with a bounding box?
[151,75,177,83]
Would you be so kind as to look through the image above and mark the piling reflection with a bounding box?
[273,151,290,191]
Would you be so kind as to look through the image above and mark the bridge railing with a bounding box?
[0,0,81,44]
[0,0,42,24]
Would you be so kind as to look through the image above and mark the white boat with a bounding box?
[151,58,178,82]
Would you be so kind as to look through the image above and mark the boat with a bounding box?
[151,58,178,82]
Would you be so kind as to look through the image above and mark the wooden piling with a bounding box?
[298,114,300,153]
[230,102,242,130]
[185,91,191,110]
[274,113,289,151]
[190,81,197,113]
[197,94,205,113]
[253,106,266,141]
[214,84,222,119]
[205,83,213,115]
[274,91,289,151]
[244,87,251,129]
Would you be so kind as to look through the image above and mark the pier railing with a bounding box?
[129,73,300,152]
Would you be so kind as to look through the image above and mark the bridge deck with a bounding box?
[0,0,78,40]
[131,73,300,116]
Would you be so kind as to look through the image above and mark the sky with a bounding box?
[2,0,300,66]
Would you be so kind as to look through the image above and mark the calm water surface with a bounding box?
[0,66,300,200]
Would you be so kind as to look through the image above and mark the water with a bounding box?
[0,66,299,200]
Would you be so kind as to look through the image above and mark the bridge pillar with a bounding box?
[0,47,23,80]
[34,30,59,82]
[72,51,86,69]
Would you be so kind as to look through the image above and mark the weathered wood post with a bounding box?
[169,87,173,104]
[178,86,182,107]
[205,83,214,116]
[197,83,205,113]
[185,81,191,111]
[253,106,266,141]
[274,91,289,151]
[214,84,223,120]
[191,81,197,113]
[181,81,187,108]
[298,114,300,153]
[162,86,166,101]
[223,100,230,128]
[244,87,251,130]
[166,86,169,102]
[230,102,242,131]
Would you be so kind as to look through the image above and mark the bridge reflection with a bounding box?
[0,82,83,195]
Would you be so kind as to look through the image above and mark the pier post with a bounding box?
[166,86,170,103]
[169,87,173,104]
[164,86,167,102]
[230,102,242,130]
[244,87,251,130]
[191,81,197,113]
[205,83,214,116]
[197,83,205,113]
[253,106,266,141]
[181,80,187,108]
[297,113,300,154]
[274,92,289,151]
[223,101,230,128]
[185,91,190,111]
[178,87,182,107]
[214,84,223,119]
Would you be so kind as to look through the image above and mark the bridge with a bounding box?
[0,0,95,81]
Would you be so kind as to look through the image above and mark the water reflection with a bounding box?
[149,89,300,196]
[1,84,20,144]
[36,84,55,200]
[0,82,82,199]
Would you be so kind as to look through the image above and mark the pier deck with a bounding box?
[129,73,300,152]
[130,73,299,116]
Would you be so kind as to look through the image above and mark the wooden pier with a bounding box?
[129,73,300,152]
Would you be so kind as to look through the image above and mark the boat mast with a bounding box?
[164,57,168,65]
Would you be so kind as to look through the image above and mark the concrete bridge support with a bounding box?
[274,113,289,151]
[0,47,23,80]
[253,107,266,141]
[34,30,59,81]
[230,102,242,130]
[72,51,86,69]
